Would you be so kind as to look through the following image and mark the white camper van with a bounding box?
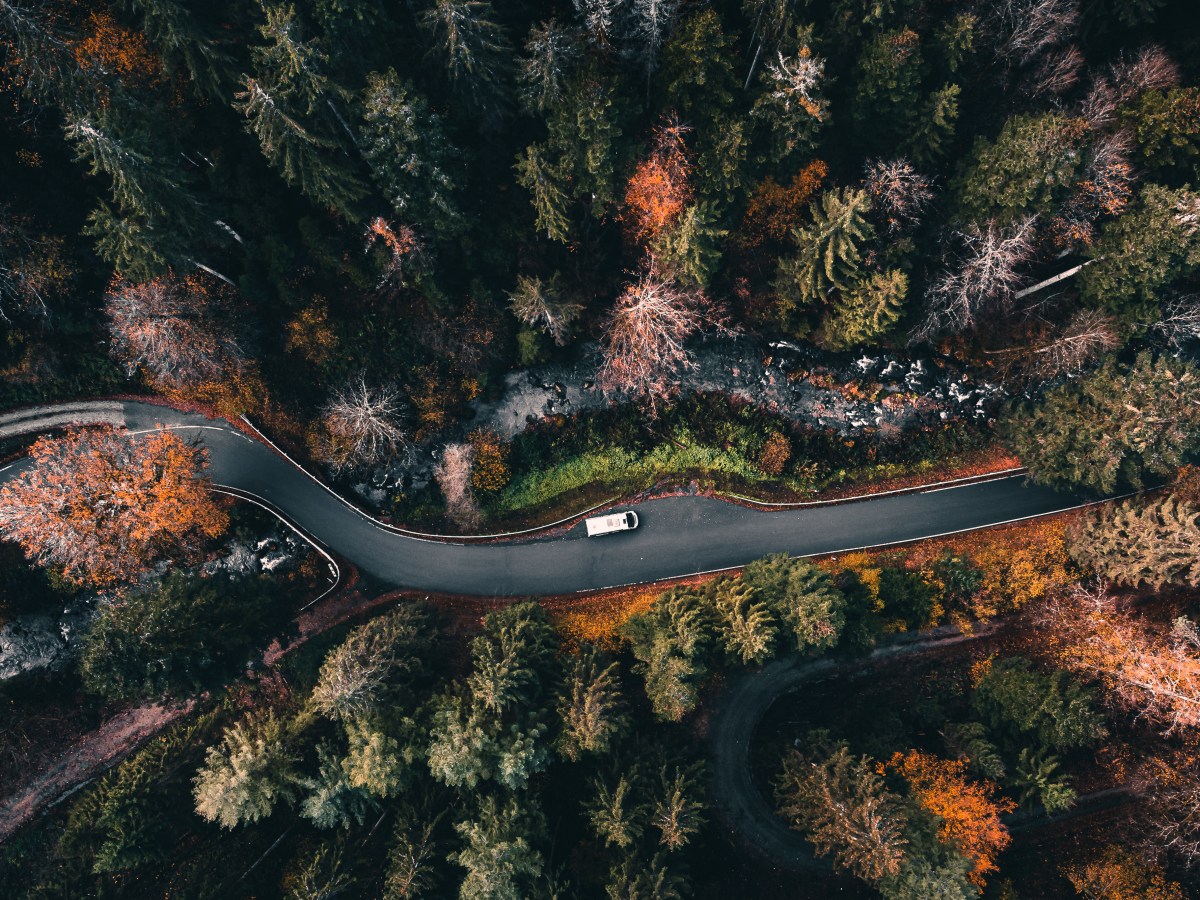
[585,511,639,537]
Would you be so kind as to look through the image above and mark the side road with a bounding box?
[708,625,1133,871]
[708,626,996,871]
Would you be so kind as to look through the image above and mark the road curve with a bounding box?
[708,627,995,871]
[0,401,1094,596]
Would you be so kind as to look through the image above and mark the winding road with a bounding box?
[1,401,1094,595]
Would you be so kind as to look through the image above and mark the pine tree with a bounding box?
[1124,87,1200,183]
[451,796,546,900]
[775,745,908,883]
[78,572,290,702]
[622,588,714,721]
[419,0,512,119]
[342,718,411,799]
[514,145,572,242]
[234,76,364,217]
[651,764,705,850]
[954,113,1088,224]
[193,711,299,829]
[284,843,356,899]
[1012,748,1077,814]
[906,84,960,166]
[360,70,463,241]
[1002,352,1200,493]
[604,853,687,900]
[629,0,680,93]
[467,603,557,714]
[310,605,436,722]
[59,735,176,873]
[557,645,628,761]
[65,110,189,223]
[943,722,1006,780]
[120,0,230,98]
[588,772,648,848]
[1070,496,1200,589]
[384,811,442,899]
[851,28,924,154]
[741,555,846,652]
[300,743,375,829]
[1080,184,1200,321]
[714,579,778,664]
[657,9,737,122]
[65,102,204,277]
[0,0,90,107]
[234,4,366,217]
[971,657,1106,753]
[776,187,874,309]
[518,18,581,115]
[427,603,558,790]
[651,201,728,289]
[822,269,907,349]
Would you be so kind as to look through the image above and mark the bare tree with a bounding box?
[1016,309,1119,380]
[915,217,1037,341]
[1136,753,1200,869]
[763,47,827,121]
[435,442,481,529]
[508,273,583,345]
[1050,130,1136,248]
[315,377,410,475]
[0,209,68,321]
[1043,584,1200,735]
[105,272,244,391]
[1081,44,1179,129]
[1028,44,1084,98]
[985,0,1080,67]
[862,159,934,235]
[598,261,730,401]
[1151,295,1200,350]
[1110,44,1180,103]
[1030,309,1119,377]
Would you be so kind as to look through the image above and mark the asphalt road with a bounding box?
[0,401,1092,596]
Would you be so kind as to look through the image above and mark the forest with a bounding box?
[3,0,1200,896]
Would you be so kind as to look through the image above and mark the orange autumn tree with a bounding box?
[1042,584,1200,734]
[740,159,829,248]
[888,749,1015,889]
[0,428,227,588]
[1062,844,1184,900]
[622,117,693,246]
[71,9,163,91]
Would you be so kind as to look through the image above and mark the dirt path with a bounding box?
[0,700,193,841]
